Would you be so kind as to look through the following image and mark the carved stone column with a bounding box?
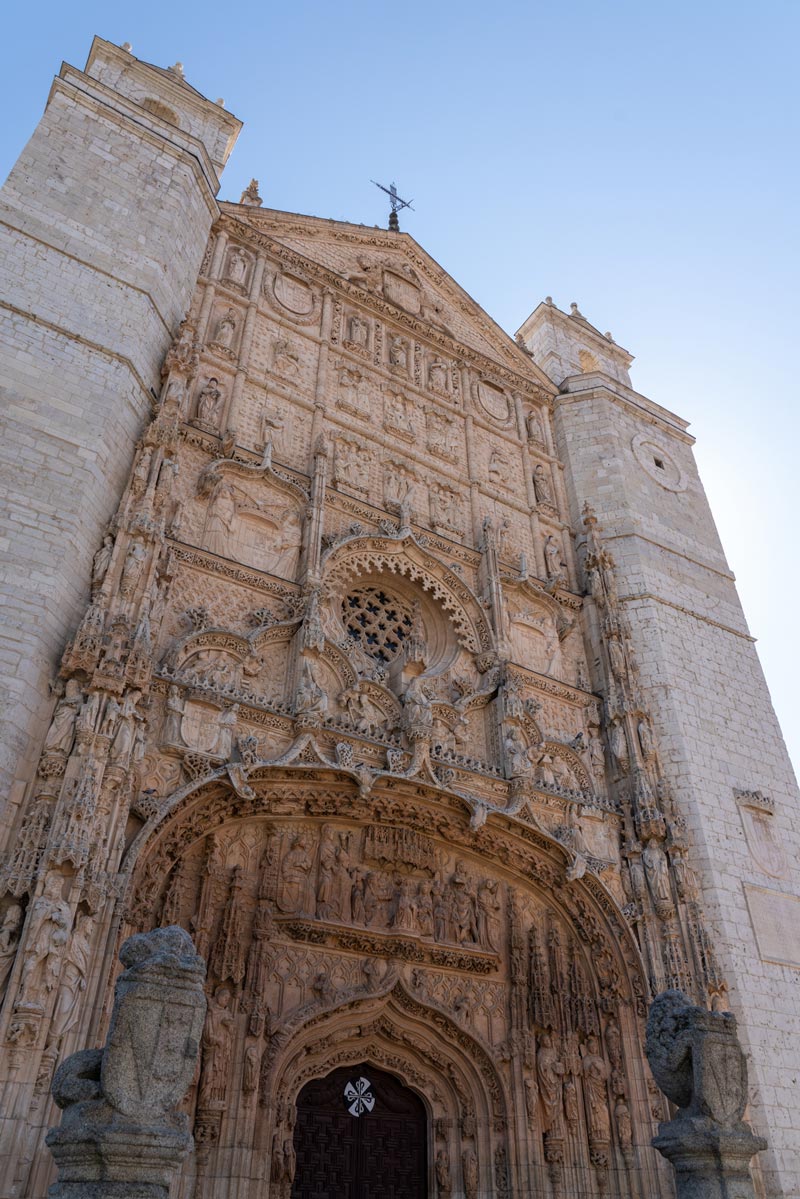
[45,926,206,1199]
[645,990,767,1199]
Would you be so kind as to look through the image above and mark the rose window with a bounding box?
[343,587,415,664]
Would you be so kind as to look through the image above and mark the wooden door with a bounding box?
[291,1062,428,1199]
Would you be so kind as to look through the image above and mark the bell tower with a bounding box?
[0,39,241,814]
[518,297,800,1198]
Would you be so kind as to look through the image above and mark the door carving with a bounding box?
[292,1063,427,1199]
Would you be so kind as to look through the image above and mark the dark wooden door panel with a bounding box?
[292,1063,427,1199]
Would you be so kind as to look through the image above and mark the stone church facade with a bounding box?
[0,37,798,1199]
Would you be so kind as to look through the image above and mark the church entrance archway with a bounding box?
[291,1062,428,1199]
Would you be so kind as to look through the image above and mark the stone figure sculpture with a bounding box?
[199,986,235,1109]
[44,680,82,757]
[16,874,71,1012]
[46,926,206,1199]
[533,464,553,506]
[537,1032,565,1134]
[197,377,224,427]
[645,989,767,1199]
[581,1035,611,1143]
[462,1146,479,1199]
[0,903,24,1002]
[48,913,95,1046]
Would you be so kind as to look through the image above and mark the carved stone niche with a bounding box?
[337,368,372,420]
[221,244,253,294]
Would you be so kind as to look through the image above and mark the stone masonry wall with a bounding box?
[0,40,240,824]
[553,377,800,1199]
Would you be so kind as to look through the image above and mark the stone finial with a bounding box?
[645,990,767,1199]
[240,178,263,207]
[121,42,133,53]
[46,926,206,1199]
[167,62,185,80]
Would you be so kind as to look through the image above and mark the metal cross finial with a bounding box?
[371,179,414,231]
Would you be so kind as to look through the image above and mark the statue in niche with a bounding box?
[273,338,299,376]
[243,1043,260,1094]
[432,880,448,942]
[615,1097,633,1156]
[295,660,328,720]
[524,1076,538,1129]
[340,687,385,737]
[44,679,82,756]
[162,685,185,745]
[0,903,24,1003]
[536,1031,565,1134]
[637,715,654,758]
[416,880,434,938]
[588,732,606,777]
[91,534,114,594]
[389,336,408,371]
[132,449,151,496]
[216,704,239,759]
[563,1072,579,1132]
[463,1147,479,1199]
[476,879,501,951]
[536,752,556,789]
[48,912,94,1046]
[227,246,249,287]
[198,985,235,1109]
[213,308,237,350]
[203,479,237,556]
[109,690,142,767]
[609,722,628,772]
[450,861,478,945]
[277,832,314,914]
[430,484,457,528]
[196,377,224,428]
[271,1108,297,1199]
[387,392,414,435]
[260,403,285,459]
[533,463,554,506]
[671,847,699,901]
[402,675,433,733]
[607,635,626,680]
[527,410,545,444]
[435,1145,452,1195]
[392,877,418,932]
[581,1035,611,1142]
[544,534,564,582]
[643,838,672,908]
[488,449,508,482]
[335,440,366,488]
[16,874,71,1012]
[350,869,367,924]
[348,314,369,347]
[385,462,413,508]
[428,359,448,394]
[316,828,339,921]
[504,725,532,779]
[98,693,120,739]
[364,871,395,928]
[118,539,146,600]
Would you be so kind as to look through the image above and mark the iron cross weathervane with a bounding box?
[371,179,414,231]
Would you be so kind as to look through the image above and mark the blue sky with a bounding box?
[2,1,798,776]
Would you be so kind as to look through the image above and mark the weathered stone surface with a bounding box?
[46,927,206,1199]
[646,990,767,1199]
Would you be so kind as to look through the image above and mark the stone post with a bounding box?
[46,926,206,1199]
[644,989,767,1199]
